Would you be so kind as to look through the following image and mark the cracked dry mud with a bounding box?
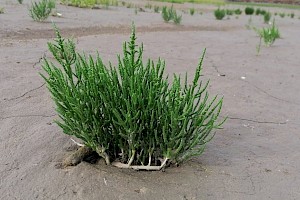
[1,0,300,199]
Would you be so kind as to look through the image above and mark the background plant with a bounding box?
[255,8,266,15]
[256,36,262,55]
[214,8,225,20]
[17,0,23,4]
[162,6,171,22]
[60,0,117,8]
[29,0,55,22]
[255,8,261,15]
[41,25,225,170]
[259,9,266,15]
[162,6,182,24]
[126,3,133,8]
[279,12,285,18]
[0,7,4,14]
[145,3,152,9]
[291,12,294,18]
[263,12,271,23]
[234,8,242,15]
[245,16,253,29]
[245,7,254,15]
[190,8,195,16]
[173,11,182,24]
[134,7,138,15]
[154,5,160,13]
[258,20,280,46]
[226,9,233,15]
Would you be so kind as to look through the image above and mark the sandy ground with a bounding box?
[1,0,300,199]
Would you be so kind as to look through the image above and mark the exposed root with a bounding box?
[112,158,169,171]
[63,146,93,167]
[95,147,111,165]
[70,138,84,147]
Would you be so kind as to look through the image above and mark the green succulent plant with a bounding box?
[245,7,254,15]
[264,12,271,24]
[190,8,195,16]
[234,8,242,15]
[258,20,280,47]
[214,8,225,20]
[162,6,182,25]
[29,0,55,22]
[41,25,225,170]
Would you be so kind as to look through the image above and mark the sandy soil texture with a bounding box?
[1,0,300,199]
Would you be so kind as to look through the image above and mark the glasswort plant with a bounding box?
[162,6,182,25]
[258,20,280,47]
[29,0,55,21]
[190,8,195,16]
[41,25,225,170]
[264,12,271,24]
[214,8,225,20]
[245,7,254,15]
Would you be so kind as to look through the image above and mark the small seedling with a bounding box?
[162,6,182,24]
[214,8,225,20]
[162,6,172,22]
[258,20,280,46]
[226,9,233,15]
[245,7,254,15]
[234,8,242,15]
[279,13,285,18]
[190,8,195,16]
[264,12,271,24]
[181,9,187,14]
[127,3,133,8]
[29,0,55,22]
[291,13,294,18]
[256,36,262,55]
[145,3,152,9]
[154,5,159,13]
[0,7,4,14]
[173,11,182,24]
[255,8,261,15]
[260,9,266,15]
[102,0,110,9]
[134,7,138,15]
[245,16,253,29]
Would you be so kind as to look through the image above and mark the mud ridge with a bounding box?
[2,25,238,41]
